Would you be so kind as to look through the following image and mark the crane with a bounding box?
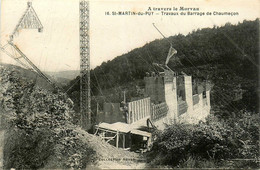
[0,2,56,88]
[152,23,178,74]
[1,1,91,129]
[79,0,91,130]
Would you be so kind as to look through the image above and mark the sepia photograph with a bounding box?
[0,0,259,169]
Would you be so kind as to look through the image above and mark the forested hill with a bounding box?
[0,63,54,90]
[66,19,259,114]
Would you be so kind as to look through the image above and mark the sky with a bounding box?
[0,0,259,72]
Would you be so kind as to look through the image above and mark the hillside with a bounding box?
[0,63,54,90]
[45,70,80,87]
[0,63,72,90]
[0,65,145,169]
[45,70,80,80]
[66,19,259,119]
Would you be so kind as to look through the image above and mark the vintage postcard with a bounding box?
[0,0,259,169]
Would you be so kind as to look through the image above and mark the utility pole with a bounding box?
[79,0,91,130]
[123,90,126,104]
[122,90,128,123]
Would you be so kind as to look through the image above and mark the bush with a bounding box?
[0,67,95,169]
[148,120,233,167]
[147,113,259,168]
[147,123,193,166]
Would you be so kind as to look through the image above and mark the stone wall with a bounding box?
[152,73,211,127]
[144,76,165,104]
[96,103,126,124]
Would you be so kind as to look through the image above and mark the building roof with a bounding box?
[96,121,152,138]
[97,122,131,133]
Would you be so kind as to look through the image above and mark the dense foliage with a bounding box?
[66,19,259,120]
[147,114,259,168]
[0,63,56,90]
[0,66,95,169]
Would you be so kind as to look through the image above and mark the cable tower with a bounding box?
[79,0,91,129]
[0,2,56,89]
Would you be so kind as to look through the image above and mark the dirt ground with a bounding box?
[77,128,147,169]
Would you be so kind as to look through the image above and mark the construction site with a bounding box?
[0,0,213,147]
[0,0,213,151]
[2,0,258,169]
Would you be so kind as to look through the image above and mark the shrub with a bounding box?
[147,124,194,166]
[148,113,259,168]
[148,120,233,166]
[0,67,95,169]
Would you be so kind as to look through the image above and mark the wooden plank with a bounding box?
[116,130,119,148]
[123,134,125,149]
